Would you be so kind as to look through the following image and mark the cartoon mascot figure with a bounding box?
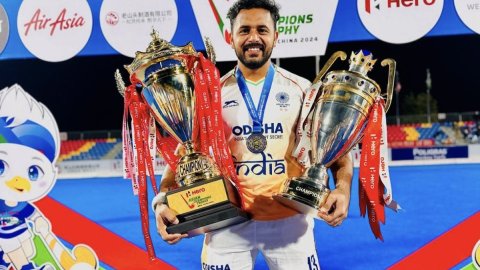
[0,85,98,270]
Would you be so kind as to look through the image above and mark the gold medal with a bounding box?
[246,133,267,153]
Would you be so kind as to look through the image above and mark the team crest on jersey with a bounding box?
[223,99,239,108]
[275,92,290,110]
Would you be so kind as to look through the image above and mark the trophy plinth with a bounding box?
[124,31,249,236]
[164,144,248,236]
[274,165,329,216]
[274,50,396,217]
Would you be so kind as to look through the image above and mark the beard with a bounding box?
[235,43,273,70]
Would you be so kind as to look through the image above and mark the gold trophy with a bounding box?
[274,50,395,215]
[123,32,249,236]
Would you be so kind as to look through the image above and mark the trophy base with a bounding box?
[273,176,330,218]
[166,203,250,236]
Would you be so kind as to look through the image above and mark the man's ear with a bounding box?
[273,31,279,47]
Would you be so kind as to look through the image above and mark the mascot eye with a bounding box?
[0,160,6,176]
[28,165,44,181]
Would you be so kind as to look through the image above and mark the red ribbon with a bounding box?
[195,54,243,208]
[359,98,386,240]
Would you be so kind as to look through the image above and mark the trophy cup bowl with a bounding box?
[126,32,249,236]
[274,50,395,216]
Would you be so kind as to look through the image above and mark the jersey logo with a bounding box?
[275,92,290,103]
[275,91,291,111]
[223,100,239,108]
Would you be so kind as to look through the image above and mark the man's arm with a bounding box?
[318,152,353,227]
[153,145,188,244]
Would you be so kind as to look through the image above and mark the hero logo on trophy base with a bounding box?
[119,31,249,237]
[274,50,396,218]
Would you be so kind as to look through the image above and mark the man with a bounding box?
[153,0,353,269]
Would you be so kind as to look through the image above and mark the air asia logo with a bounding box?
[23,9,86,36]
[223,100,239,108]
[17,0,92,62]
[365,0,436,13]
[358,0,443,44]
[0,3,9,54]
[454,0,480,34]
[100,0,178,57]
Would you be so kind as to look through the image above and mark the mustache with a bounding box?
[243,43,265,52]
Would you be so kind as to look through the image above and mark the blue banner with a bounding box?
[391,146,469,161]
[0,0,476,60]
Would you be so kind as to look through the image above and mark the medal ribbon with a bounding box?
[292,81,323,166]
[127,87,157,259]
[235,64,275,134]
[379,102,401,212]
[358,98,386,240]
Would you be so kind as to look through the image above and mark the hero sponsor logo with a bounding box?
[0,3,9,54]
[100,0,178,57]
[17,0,92,62]
[454,0,480,34]
[365,0,436,13]
[358,0,443,44]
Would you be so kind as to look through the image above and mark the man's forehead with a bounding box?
[234,8,274,27]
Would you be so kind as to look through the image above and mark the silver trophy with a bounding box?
[274,50,395,215]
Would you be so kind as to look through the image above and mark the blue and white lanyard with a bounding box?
[235,64,275,134]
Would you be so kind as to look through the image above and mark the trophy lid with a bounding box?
[125,29,198,83]
[348,50,377,76]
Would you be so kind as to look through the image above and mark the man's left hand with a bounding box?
[317,187,350,227]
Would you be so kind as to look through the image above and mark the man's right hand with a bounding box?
[155,204,188,244]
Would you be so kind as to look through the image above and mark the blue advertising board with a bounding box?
[391,146,469,161]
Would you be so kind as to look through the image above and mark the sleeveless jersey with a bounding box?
[221,65,311,220]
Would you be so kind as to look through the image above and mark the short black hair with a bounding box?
[227,0,280,30]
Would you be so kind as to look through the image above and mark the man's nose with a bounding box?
[247,31,260,42]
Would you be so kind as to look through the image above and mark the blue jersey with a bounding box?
[0,200,35,239]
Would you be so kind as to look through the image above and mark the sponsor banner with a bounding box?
[17,0,93,62]
[454,0,480,34]
[190,0,338,61]
[391,146,469,161]
[0,3,9,54]
[358,0,444,44]
[100,0,179,57]
[0,1,476,60]
[57,158,167,178]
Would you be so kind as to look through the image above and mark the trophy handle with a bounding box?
[204,36,216,65]
[380,58,396,112]
[115,69,126,97]
[312,51,347,84]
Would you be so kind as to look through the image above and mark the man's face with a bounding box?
[231,8,278,70]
